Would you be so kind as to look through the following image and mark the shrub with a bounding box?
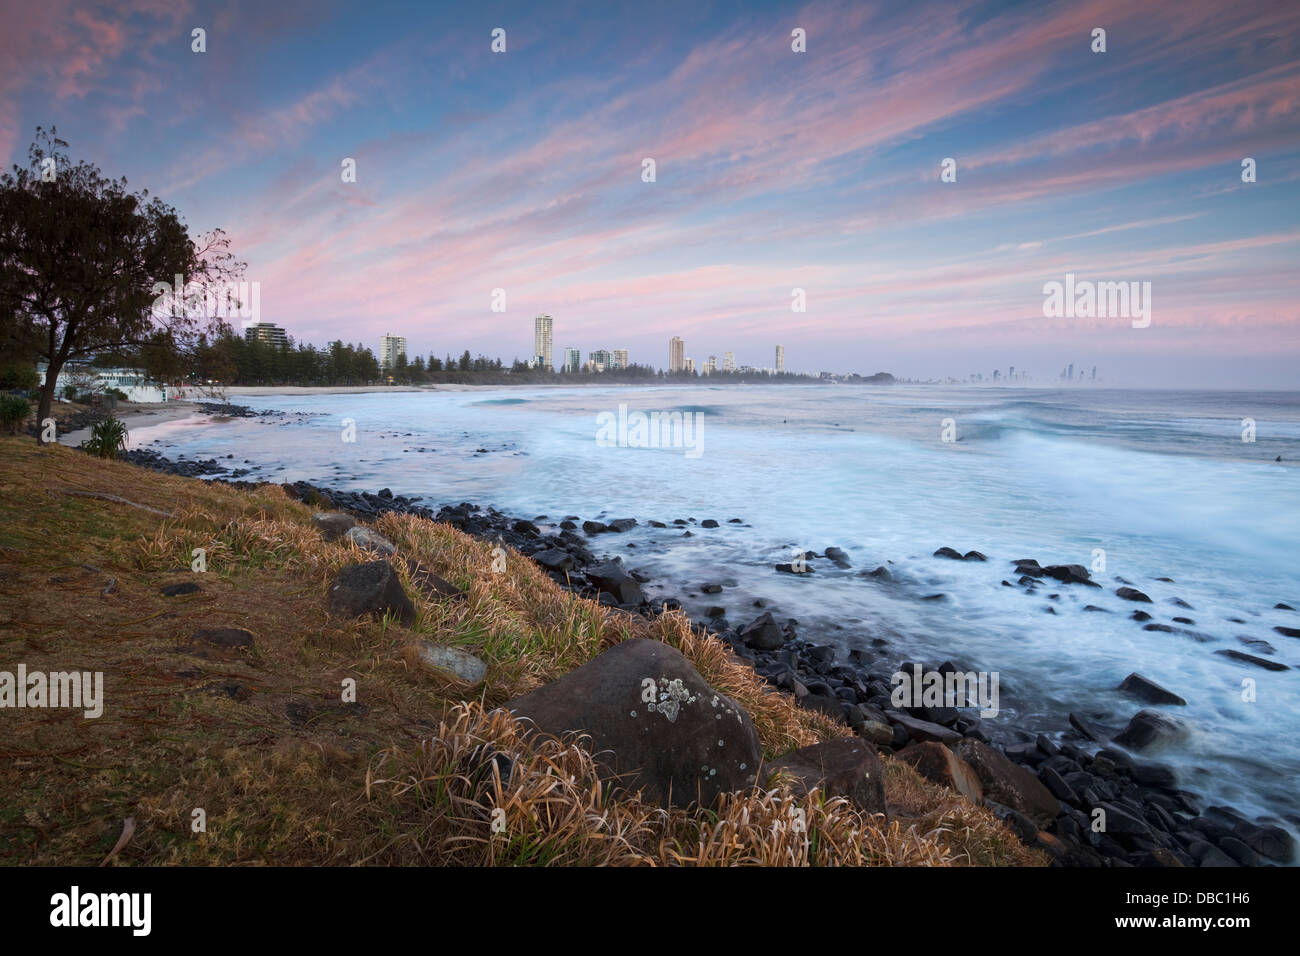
[0,361,39,391]
[107,387,129,402]
[82,416,129,459]
[0,394,30,434]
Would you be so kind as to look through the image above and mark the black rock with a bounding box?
[582,520,608,535]
[700,519,719,528]
[963,550,987,562]
[933,547,963,560]
[1274,626,1300,639]
[739,612,785,651]
[161,581,202,597]
[607,518,637,533]
[1117,673,1187,706]
[1215,649,1289,671]
[1117,587,1153,603]
[1131,610,1153,621]
[1112,710,1188,753]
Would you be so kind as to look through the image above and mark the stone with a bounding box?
[886,712,962,745]
[413,640,487,686]
[899,741,984,803]
[500,638,761,808]
[586,560,643,604]
[739,611,785,650]
[766,738,887,815]
[406,561,466,603]
[327,560,417,625]
[1117,673,1187,706]
[1117,587,1153,603]
[161,581,201,597]
[933,547,963,560]
[532,549,575,573]
[607,518,637,533]
[1215,649,1288,671]
[312,512,357,541]
[824,547,852,568]
[1112,709,1188,753]
[192,627,254,649]
[952,738,1060,827]
[582,520,608,535]
[344,525,397,557]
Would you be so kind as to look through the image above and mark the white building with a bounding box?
[563,347,581,373]
[775,344,785,373]
[723,351,736,372]
[534,315,553,370]
[612,349,629,370]
[380,333,407,371]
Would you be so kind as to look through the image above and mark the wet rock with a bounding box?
[582,520,608,535]
[500,638,761,808]
[824,547,851,568]
[1117,587,1153,603]
[1131,610,1153,621]
[963,550,987,562]
[1214,649,1288,671]
[1112,710,1189,753]
[700,519,719,529]
[1274,626,1300,639]
[1044,564,1097,586]
[327,560,417,625]
[607,518,637,533]
[933,547,963,560]
[1117,673,1187,706]
[768,738,887,815]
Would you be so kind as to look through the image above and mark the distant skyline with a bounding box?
[4,0,1299,387]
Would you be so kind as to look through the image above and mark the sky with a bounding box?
[2,0,1299,386]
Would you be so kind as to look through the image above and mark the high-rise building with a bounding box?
[1067,362,1075,381]
[669,337,685,373]
[589,349,613,372]
[705,355,717,374]
[563,347,581,373]
[379,332,407,371]
[612,349,629,371]
[534,315,553,370]
[775,344,785,373]
[684,357,695,373]
[723,351,736,372]
[244,322,288,349]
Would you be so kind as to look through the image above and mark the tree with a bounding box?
[0,128,244,442]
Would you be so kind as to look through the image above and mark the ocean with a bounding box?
[134,384,1300,833]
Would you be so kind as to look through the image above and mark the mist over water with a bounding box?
[139,385,1300,833]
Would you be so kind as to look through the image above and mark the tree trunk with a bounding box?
[36,357,62,445]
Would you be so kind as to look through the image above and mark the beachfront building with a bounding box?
[611,349,629,371]
[723,351,736,372]
[379,333,407,371]
[563,347,581,373]
[684,358,695,374]
[776,344,785,373]
[705,355,717,374]
[244,321,288,348]
[669,336,685,372]
[534,315,553,370]
[588,349,613,373]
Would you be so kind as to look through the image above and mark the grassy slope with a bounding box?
[0,437,1043,866]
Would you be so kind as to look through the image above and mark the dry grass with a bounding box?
[0,437,1043,866]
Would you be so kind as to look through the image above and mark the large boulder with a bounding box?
[500,638,761,808]
[899,741,984,804]
[1117,673,1186,706]
[327,560,416,625]
[586,560,643,605]
[765,738,887,815]
[952,738,1060,827]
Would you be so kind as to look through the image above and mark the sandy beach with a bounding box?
[57,400,204,447]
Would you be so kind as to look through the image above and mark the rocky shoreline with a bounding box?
[117,447,1297,868]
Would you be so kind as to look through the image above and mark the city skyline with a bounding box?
[9,1,1296,386]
